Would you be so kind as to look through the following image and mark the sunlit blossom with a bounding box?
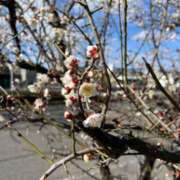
[37,74,49,84]
[61,70,72,84]
[83,113,103,128]
[87,70,94,78]
[43,88,50,98]
[28,84,41,93]
[64,55,79,69]
[83,153,93,162]
[79,82,96,97]
[34,98,44,111]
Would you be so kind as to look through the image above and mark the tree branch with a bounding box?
[6,0,21,51]
[143,58,180,111]
[39,147,97,180]
[78,122,180,163]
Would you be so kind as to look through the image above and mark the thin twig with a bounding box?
[39,147,97,180]
[143,58,180,111]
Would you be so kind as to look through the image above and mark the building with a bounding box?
[0,63,36,90]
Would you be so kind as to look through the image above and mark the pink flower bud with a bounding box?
[65,87,72,94]
[64,111,75,121]
[72,77,79,86]
[69,96,78,104]
[155,111,165,119]
[70,58,78,67]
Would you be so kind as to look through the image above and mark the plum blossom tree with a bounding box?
[0,0,179,180]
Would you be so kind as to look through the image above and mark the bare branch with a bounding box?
[39,147,97,180]
[143,58,180,111]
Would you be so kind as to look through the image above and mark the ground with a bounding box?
[0,102,174,180]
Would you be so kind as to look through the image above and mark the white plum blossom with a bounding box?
[169,85,176,92]
[61,70,72,84]
[176,81,180,89]
[28,84,41,93]
[64,55,79,69]
[146,71,178,91]
[34,98,44,111]
[47,13,54,23]
[28,74,50,93]
[43,88,50,98]
[83,113,103,128]
[83,153,93,162]
[168,74,174,85]
[86,45,99,59]
[87,70,94,78]
[79,82,96,97]
[61,70,79,89]
[37,74,49,84]
[159,74,175,89]
[62,55,79,109]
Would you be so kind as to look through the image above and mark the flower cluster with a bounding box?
[61,61,79,107]
[28,74,49,94]
[61,70,79,90]
[62,56,80,121]
[62,46,102,128]
[34,98,45,112]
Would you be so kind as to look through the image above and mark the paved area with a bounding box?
[0,122,100,180]
[0,102,174,180]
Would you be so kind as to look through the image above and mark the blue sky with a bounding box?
[0,0,179,70]
[55,0,180,70]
